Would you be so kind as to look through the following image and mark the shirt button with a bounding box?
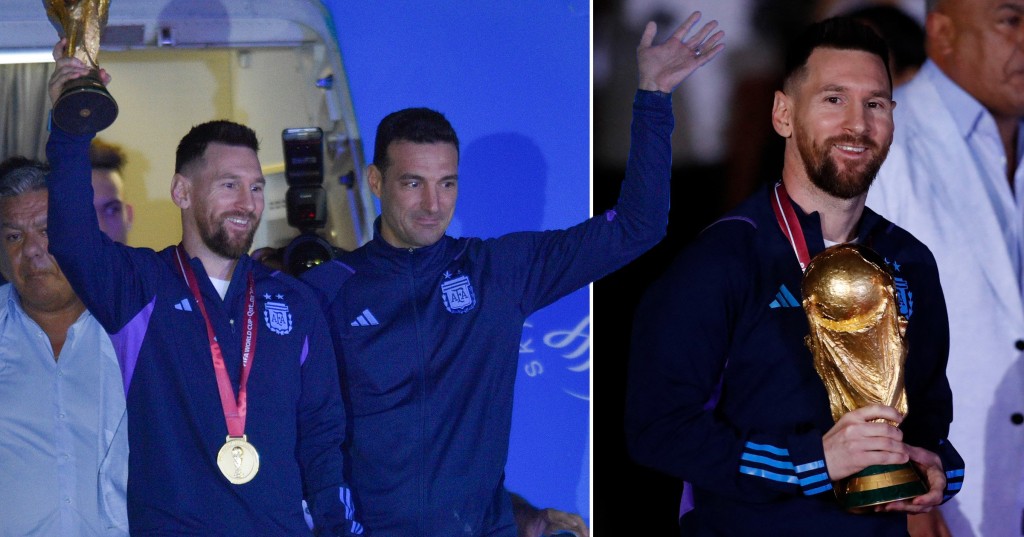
[64,497,71,504]
[1012,413,1024,425]
[58,413,66,420]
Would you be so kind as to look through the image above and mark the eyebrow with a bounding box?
[1,217,45,230]
[995,3,1024,14]
[819,84,891,99]
[217,173,266,184]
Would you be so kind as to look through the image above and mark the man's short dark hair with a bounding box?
[0,157,48,199]
[175,120,260,174]
[782,16,893,92]
[90,138,127,172]
[373,107,459,174]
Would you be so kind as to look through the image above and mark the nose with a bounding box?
[419,185,440,213]
[844,104,870,136]
[22,230,48,259]
[236,186,258,214]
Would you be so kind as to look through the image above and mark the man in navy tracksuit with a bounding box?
[300,11,725,536]
[625,17,965,536]
[45,41,361,536]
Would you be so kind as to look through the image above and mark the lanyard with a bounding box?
[771,181,811,273]
[175,245,257,437]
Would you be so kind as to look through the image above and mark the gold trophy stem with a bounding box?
[45,0,118,133]
[52,68,118,134]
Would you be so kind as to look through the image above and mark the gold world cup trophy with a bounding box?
[801,243,927,512]
[44,0,118,134]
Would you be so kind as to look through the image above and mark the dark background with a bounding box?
[591,0,827,533]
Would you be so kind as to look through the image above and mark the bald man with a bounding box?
[867,0,1024,535]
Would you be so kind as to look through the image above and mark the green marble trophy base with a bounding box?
[840,463,927,513]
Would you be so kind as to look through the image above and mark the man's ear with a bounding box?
[367,165,383,198]
[771,90,793,138]
[925,11,955,59]
[170,173,191,209]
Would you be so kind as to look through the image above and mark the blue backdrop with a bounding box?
[322,0,592,523]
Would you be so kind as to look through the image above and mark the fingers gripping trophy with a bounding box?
[801,244,927,512]
[44,0,118,134]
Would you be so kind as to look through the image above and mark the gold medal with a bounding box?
[216,435,260,485]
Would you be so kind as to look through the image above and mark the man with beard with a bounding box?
[41,39,362,536]
[624,17,964,536]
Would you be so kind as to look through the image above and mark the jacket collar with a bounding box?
[775,187,882,261]
[366,216,455,270]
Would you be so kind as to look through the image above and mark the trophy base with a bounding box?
[840,462,927,513]
[52,71,118,134]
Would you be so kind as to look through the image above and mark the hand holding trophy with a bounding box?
[44,0,118,134]
[801,244,928,512]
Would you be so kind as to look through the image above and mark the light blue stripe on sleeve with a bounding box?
[739,466,799,484]
[794,460,825,473]
[798,473,828,486]
[740,453,794,470]
[947,482,963,491]
[805,483,833,495]
[946,469,964,478]
[744,442,789,456]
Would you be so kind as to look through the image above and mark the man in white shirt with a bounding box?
[0,157,128,536]
[867,0,1024,535]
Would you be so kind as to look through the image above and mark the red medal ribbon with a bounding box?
[175,245,257,437]
[771,181,811,273]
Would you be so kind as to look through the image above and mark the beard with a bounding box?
[197,211,259,259]
[797,132,888,200]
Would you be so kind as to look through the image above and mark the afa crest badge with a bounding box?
[264,300,293,335]
[894,277,914,320]
[441,274,476,314]
[885,257,914,320]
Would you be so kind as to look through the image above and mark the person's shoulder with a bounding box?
[695,187,771,246]
[890,68,943,132]
[0,283,11,313]
[299,258,357,303]
[865,208,937,263]
[654,191,770,283]
[258,264,302,289]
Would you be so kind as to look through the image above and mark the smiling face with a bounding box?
[179,143,265,260]
[777,47,894,199]
[370,140,458,249]
[0,190,80,317]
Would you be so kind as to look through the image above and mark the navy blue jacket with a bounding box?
[302,90,674,536]
[626,185,965,536]
[46,127,360,536]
